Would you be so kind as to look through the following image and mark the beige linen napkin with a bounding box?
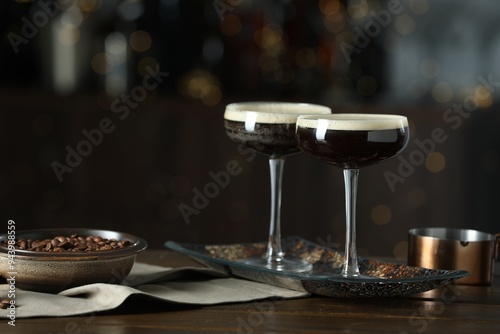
[0,262,309,318]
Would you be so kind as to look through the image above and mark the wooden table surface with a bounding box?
[4,250,500,333]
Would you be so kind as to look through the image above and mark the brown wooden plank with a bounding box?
[4,250,498,334]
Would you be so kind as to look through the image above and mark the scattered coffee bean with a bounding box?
[0,299,11,309]
[0,234,131,252]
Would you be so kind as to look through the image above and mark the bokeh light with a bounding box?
[117,0,144,21]
[58,25,80,46]
[474,85,494,108]
[78,0,102,13]
[371,204,392,225]
[409,0,430,15]
[393,240,408,261]
[346,1,369,19]
[61,7,84,26]
[105,33,127,64]
[129,30,152,53]
[255,24,285,52]
[431,81,453,103]
[395,15,416,36]
[324,12,345,34]
[425,152,446,173]
[319,0,341,15]
[177,70,222,106]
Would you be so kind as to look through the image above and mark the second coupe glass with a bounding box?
[224,102,331,272]
[296,114,409,278]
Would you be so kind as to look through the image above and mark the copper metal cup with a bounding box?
[408,227,500,285]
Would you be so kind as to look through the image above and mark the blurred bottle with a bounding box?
[37,0,144,96]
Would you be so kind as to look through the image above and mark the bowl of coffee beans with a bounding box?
[0,228,147,293]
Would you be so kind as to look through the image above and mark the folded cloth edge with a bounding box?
[0,262,309,319]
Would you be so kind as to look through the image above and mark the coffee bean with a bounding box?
[31,241,45,248]
[59,240,69,248]
[0,234,133,252]
[0,299,10,309]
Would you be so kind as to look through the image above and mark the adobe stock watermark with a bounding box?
[384,73,500,192]
[2,220,17,327]
[224,296,285,334]
[340,0,404,63]
[213,0,243,21]
[178,143,262,224]
[399,283,465,334]
[7,0,75,54]
[51,65,169,182]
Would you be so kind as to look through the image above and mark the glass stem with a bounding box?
[266,157,285,264]
[342,168,360,277]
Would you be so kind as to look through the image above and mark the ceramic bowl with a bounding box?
[0,228,147,293]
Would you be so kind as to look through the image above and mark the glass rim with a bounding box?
[296,113,408,121]
[225,102,331,123]
[225,101,331,113]
[296,113,408,130]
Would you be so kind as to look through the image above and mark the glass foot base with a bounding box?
[239,257,312,272]
[340,272,387,280]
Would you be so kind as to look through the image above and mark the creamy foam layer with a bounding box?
[224,102,331,124]
[297,114,408,130]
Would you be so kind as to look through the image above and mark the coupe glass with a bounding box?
[296,114,409,278]
[224,102,331,272]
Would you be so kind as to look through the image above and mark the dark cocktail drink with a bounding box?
[224,102,331,272]
[224,102,331,157]
[296,116,409,168]
[223,121,299,157]
[296,114,409,278]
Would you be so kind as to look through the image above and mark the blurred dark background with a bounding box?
[0,0,498,259]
